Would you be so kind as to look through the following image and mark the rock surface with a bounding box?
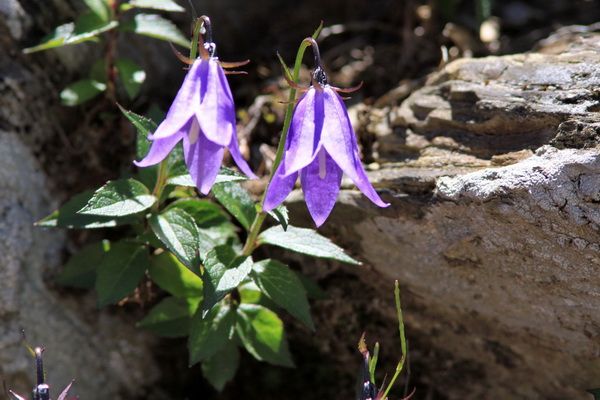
[0,2,159,398]
[288,34,600,399]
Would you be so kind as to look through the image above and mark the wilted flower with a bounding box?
[264,38,389,226]
[135,16,256,194]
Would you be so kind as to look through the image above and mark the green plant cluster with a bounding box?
[37,105,360,390]
[24,0,189,105]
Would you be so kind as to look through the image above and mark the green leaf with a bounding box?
[57,240,109,288]
[295,272,327,300]
[235,304,294,367]
[251,259,313,330]
[138,296,200,337]
[238,281,278,309]
[83,0,110,21]
[117,105,157,157]
[166,167,248,187]
[35,190,139,229]
[212,182,256,230]
[122,14,189,48]
[188,303,236,365]
[202,343,239,391]
[95,242,148,306]
[118,105,159,188]
[89,59,107,82]
[258,225,360,265]
[23,13,118,54]
[202,246,253,316]
[148,252,203,298]
[150,207,215,269]
[116,58,146,98]
[60,79,106,106]
[123,0,185,12]
[78,178,156,217]
[165,199,238,245]
[267,205,289,231]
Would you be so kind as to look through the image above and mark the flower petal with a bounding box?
[281,88,323,176]
[151,60,201,139]
[300,149,343,227]
[227,132,258,179]
[263,162,298,212]
[183,119,225,195]
[320,88,389,208]
[196,59,234,146]
[134,128,184,167]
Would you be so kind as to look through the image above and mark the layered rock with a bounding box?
[288,34,600,399]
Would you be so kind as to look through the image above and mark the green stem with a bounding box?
[241,213,266,255]
[151,161,168,211]
[190,18,203,61]
[240,23,323,256]
[381,280,408,399]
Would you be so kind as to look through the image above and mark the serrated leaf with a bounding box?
[118,105,160,188]
[238,281,278,309]
[149,208,206,270]
[251,259,313,330]
[95,242,147,306]
[202,343,239,392]
[116,58,146,98]
[78,178,156,217]
[89,58,107,82]
[138,296,200,337]
[60,79,106,106]
[295,272,327,300]
[83,0,110,21]
[235,304,294,367]
[36,190,139,229]
[212,182,256,230]
[202,246,252,316]
[267,205,289,230]
[122,14,189,48]
[118,105,157,156]
[166,199,238,245]
[188,303,236,365]
[148,208,200,268]
[167,167,248,187]
[258,225,360,265]
[23,13,118,54]
[57,240,109,288]
[123,0,185,12]
[148,252,203,298]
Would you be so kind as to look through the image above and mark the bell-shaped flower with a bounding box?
[134,17,256,194]
[264,39,389,226]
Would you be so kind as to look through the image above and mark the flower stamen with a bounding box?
[188,119,200,144]
[318,149,327,179]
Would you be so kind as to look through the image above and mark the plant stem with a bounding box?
[240,23,323,255]
[151,161,169,211]
[381,280,408,399]
[241,213,266,255]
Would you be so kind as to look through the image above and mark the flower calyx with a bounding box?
[170,15,250,75]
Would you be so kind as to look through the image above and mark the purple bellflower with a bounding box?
[263,38,389,227]
[134,16,256,194]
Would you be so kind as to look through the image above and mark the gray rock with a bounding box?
[287,33,600,400]
[0,2,159,399]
